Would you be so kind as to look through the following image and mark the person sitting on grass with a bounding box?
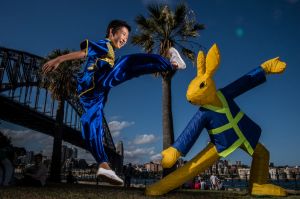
[22,153,48,187]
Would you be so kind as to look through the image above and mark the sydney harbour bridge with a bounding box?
[0,46,123,172]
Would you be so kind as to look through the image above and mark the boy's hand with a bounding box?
[261,57,287,74]
[42,58,61,74]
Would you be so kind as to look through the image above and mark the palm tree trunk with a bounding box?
[162,75,174,149]
[162,74,176,176]
[49,99,64,182]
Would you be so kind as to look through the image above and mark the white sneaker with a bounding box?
[168,47,186,69]
[96,168,123,185]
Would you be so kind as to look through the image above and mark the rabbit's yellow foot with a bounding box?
[161,147,181,168]
[251,183,287,196]
[261,57,286,74]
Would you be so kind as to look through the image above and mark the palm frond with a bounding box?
[135,15,153,32]
[173,3,187,30]
[147,4,164,20]
[132,3,205,69]
[131,34,154,53]
[181,47,195,61]
[40,49,80,101]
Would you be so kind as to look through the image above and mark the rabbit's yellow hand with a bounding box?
[161,147,181,168]
[261,57,286,74]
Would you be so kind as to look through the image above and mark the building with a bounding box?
[269,168,279,180]
[236,161,242,167]
[72,147,78,159]
[116,141,124,170]
[26,150,34,164]
[238,168,250,179]
[144,161,162,172]
[116,141,124,157]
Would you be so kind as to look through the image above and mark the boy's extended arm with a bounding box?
[42,50,85,74]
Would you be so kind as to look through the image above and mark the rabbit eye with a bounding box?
[199,81,207,89]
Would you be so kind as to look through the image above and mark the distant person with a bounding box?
[210,174,219,190]
[196,175,201,182]
[0,132,14,186]
[23,154,48,186]
[66,170,77,184]
[124,163,133,188]
[217,179,225,190]
[200,179,207,190]
[194,180,200,189]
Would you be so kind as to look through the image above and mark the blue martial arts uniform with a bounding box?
[173,67,266,158]
[77,38,175,163]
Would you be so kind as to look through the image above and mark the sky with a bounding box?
[1,0,300,166]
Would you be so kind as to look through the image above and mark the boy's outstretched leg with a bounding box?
[104,48,186,88]
[168,47,186,69]
[145,143,220,196]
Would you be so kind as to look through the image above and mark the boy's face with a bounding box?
[109,26,129,49]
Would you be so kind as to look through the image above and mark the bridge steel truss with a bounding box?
[0,47,122,172]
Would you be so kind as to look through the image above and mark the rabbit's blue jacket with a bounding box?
[173,67,266,157]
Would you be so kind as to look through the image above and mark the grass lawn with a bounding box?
[1,183,300,199]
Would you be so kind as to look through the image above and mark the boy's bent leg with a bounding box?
[80,106,108,164]
[80,103,123,185]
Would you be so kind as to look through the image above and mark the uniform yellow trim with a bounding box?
[87,65,95,71]
[207,91,254,157]
[84,39,88,57]
[87,58,100,71]
[99,42,115,67]
[78,40,115,97]
[78,75,95,97]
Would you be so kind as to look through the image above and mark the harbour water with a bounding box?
[130,178,300,190]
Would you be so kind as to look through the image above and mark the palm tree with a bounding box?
[40,49,80,182]
[131,4,204,174]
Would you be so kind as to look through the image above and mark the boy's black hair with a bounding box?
[106,19,131,38]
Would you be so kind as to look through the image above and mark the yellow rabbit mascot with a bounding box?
[146,44,287,196]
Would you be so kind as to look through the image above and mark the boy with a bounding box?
[43,19,186,185]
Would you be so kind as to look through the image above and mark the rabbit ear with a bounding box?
[205,43,220,77]
[197,51,206,76]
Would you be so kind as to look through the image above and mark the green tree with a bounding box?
[40,49,80,182]
[131,4,204,175]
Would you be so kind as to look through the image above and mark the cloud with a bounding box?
[0,128,53,156]
[1,128,98,163]
[133,134,155,145]
[108,120,134,137]
[124,147,156,164]
[150,153,162,161]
